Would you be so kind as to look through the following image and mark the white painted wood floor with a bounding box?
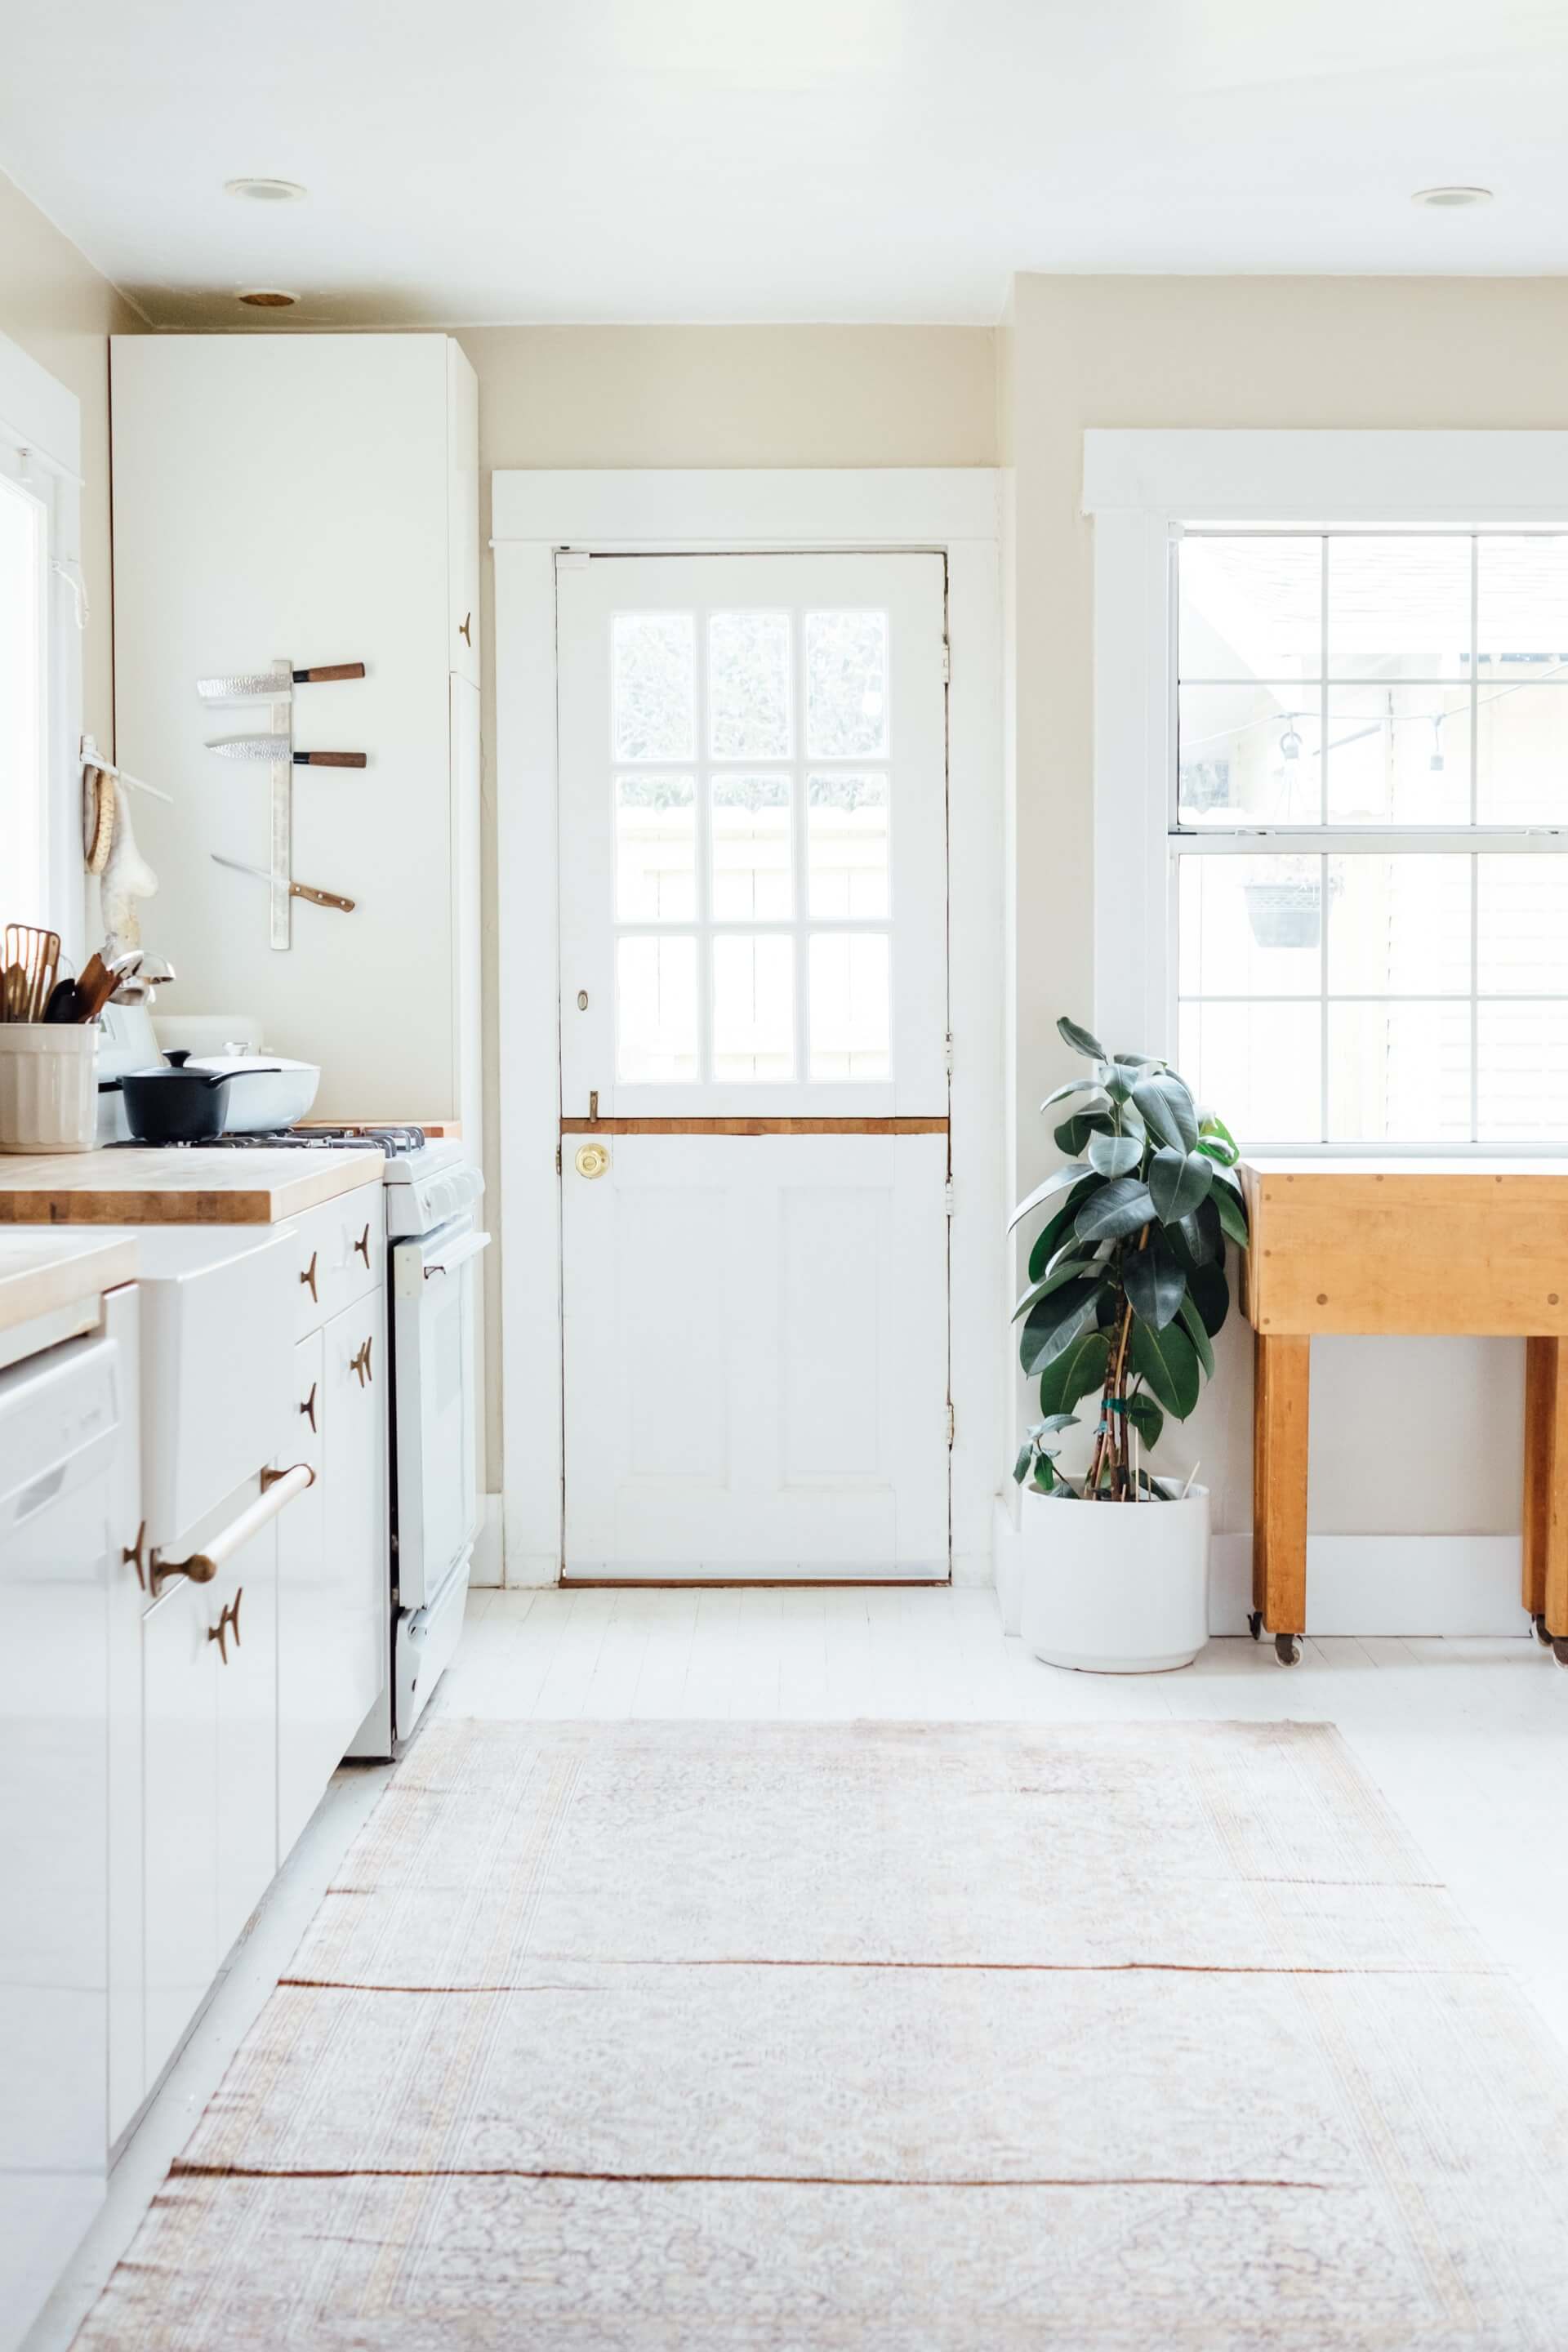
[24,1588,1568,2352]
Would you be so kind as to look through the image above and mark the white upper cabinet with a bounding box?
[109,333,481,1125]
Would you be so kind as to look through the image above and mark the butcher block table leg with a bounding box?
[1524,1336,1568,1654]
[1253,1333,1310,1664]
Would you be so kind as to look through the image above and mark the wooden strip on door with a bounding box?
[560,1116,948,1136]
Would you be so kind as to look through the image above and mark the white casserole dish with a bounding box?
[185,1054,321,1134]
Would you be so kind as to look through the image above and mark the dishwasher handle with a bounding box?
[149,1462,315,1597]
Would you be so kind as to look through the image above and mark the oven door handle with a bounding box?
[421,1231,492,1281]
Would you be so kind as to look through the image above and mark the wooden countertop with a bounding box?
[0,1231,139,1334]
[0,1147,384,1227]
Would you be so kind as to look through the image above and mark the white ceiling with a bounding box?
[7,0,1568,327]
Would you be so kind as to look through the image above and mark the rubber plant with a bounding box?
[1009,1016,1247,1499]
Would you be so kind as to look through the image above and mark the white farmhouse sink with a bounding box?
[100,1223,299,1546]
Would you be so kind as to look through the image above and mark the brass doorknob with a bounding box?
[574,1143,610,1179]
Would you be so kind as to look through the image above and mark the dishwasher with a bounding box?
[0,1322,124,2352]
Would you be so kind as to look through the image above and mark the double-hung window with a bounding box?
[1175,529,1568,1145]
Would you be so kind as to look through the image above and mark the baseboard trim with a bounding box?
[470,1494,504,1588]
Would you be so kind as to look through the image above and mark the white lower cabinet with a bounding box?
[278,1285,385,1860]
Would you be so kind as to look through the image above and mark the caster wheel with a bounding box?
[1247,1611,1263,1642]
[1552,1637,1568,1671]
[1535,1614,1552,1647]
[1274,1633,1303,1667]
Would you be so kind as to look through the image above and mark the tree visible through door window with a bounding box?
[1175,532,1568,1143]
[611,604,893,1084]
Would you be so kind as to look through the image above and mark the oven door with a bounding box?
[390,1214,490,1608]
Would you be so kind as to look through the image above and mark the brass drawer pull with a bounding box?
[459,610,472,647]
[350,1336,373,1387]
[354,1223,371,1266]
[150,1463,315,1596]
[301,1249,318,1303]
[301,1380,318,1432]
[122,1520,147,1592]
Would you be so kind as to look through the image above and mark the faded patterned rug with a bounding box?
[78,1721,1568,2350]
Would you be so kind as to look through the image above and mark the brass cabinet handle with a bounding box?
[459,610,472,647]
[151,1464,314,1597]
[301,1380,318,1432]
[354,1223,371,1266]
[350,1335,373,1387]
[151,1549,217,1597]
[301,1249,318,1303]
[207,1588,243,1664]
[122,1519,147,1592]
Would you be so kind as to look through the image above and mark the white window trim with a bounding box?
[0,327,84,959]
[492,468,1004,1588]
[1082,428,1568,1150]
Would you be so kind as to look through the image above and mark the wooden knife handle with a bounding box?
[289,881,356,912]
[296,662,365,683]
[298,751,368,768]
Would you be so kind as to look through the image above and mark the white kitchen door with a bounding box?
[557,551,951,1579]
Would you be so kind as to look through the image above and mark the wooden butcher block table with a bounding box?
[1239,1156,1568,1664]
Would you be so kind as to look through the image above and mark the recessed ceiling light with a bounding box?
[237,288,298,308]
[1411,185,1493,209]
[225,176,308,203]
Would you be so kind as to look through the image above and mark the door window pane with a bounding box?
[712,774,791,920]
[1327,1004,1472,1142]
[1479,858,1568,994]
[613,613,695,762]
[1327,536,1472,679]
[1178,687,1321,826]
[1324,684,1470,825]
[1477,537,1568,663]
[1178,536,1321,682]
[805,610,889,758]
[1178,855,1321,997]
[808,773,889,916]
[712,934,795,1081]
[808,933,890,1080]
[1178,1001,1320,1144]
[709,611,791,759]
[617,935,697,1083]
[615,774,695,921]
[1477,682,1568,823]
[1325,855,1469,996]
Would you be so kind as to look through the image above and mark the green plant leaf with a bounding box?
[1197,1113,1240,1166]
[1124,1235,1186,1331]
[1011,1258,1099,1321]
[1210,1182,1250,1249]
[1054,1110,1114,1156]
[1013,1444,1032,1485]
[1020,1276,1106,1376]
[1128,1318,1200,1419]
[1177,1292,1216,1378]
[1125,1391,1165,1450]
[1026,1178,1098,1281]
[1057,1014,1105,1060]
[1038,1329,1111,1417]
[1147,1145,1214,1223]
[1031,1457,1056,1491]
[1131,1072,1199,1153]
[1186,1258,1231,1337]
[1111,1051,1159,1068]
[1087,1129,1142,1178]
[1040,1079,1114,1115]
[1008,1162,1089,1233]
[1074,1177,1155,1244]
[1032,1412,1080,1437]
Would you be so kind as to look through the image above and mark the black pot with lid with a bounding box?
[99,1050,281,1145]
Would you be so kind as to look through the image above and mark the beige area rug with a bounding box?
[78,1721,1568,2350]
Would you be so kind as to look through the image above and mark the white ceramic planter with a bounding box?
[1020,1483,1210,1673]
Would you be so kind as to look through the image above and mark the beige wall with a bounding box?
[1005,274,1568,1536]
[0,170,140,755]
[454,324,999,1488]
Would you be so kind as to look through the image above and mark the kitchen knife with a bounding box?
[206,736,368,768]
[210,853,355,911]
[196,662,365,700]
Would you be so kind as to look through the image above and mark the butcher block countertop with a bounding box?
[0,1232,140,1334]
[0,1146,383,1227]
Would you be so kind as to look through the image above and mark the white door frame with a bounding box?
[492,469,1004,1588]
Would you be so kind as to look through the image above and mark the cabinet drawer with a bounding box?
[136,1227,296,1547]
[292,1187,385,1339]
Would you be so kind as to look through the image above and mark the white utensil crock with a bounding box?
[0,1024,99,1152]
[1020,1483,1210,1673]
